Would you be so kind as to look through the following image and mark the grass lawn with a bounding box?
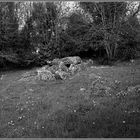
[0,59,140,138]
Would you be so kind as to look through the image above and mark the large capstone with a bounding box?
[61,56,82,66]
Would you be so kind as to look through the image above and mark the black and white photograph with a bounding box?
[0,1,140,138]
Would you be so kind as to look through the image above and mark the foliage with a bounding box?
[0,2,20,67]
[57,12,93,58]
[16,2,59,66]
[117,16,140,60]
[0,2,140,68]
[78,2,140,61]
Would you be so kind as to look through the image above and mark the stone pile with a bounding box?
[20,56,88,82]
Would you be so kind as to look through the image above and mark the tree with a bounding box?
[0,2,20,68]
[79,2,127,60]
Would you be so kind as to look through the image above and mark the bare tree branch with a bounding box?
[132,2,140,17]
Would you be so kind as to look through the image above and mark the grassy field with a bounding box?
[0,59,140,138]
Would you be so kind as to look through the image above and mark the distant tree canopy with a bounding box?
[78,2,140,60]
[0,2,140,68]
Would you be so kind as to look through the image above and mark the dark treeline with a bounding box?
[0,2,140,69]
